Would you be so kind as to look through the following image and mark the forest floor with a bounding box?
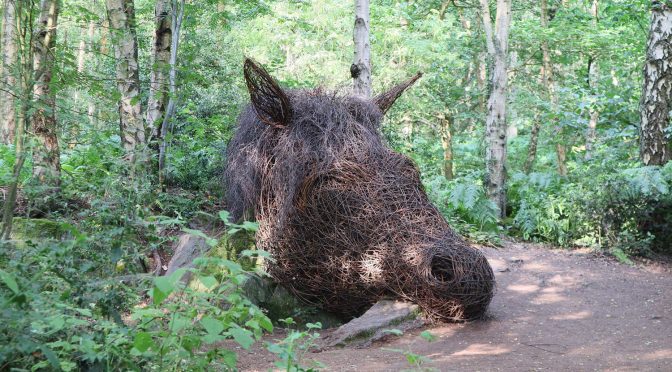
[236,241,672,371]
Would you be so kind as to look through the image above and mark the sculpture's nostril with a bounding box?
[431,254,455,283]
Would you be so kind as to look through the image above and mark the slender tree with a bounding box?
[585,0,600,160]
[439,113,454,180]
[480,0,512,219]
[525,0,565,175]
[146,0,171,143]
[105,0,145,165]
[158,0,185,188]
[351,0,371,97]
[31,0,61,188]
[540,0,567,176]
[640,1,672,166]
[0,0,17,144]
[1,0,35,239]
[524,68,546,174]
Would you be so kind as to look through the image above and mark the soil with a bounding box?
[235,241,672,371]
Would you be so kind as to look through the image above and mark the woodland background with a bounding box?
[1,0,671,370]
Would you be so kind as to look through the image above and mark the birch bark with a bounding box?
[0,0,17,144]
[352,0,371,98]
[106,0,145,165]
[146,0,171,142]
[481,0,512,219]
[639,1,672,166]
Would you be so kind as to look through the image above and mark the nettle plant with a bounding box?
[0,212,316,371]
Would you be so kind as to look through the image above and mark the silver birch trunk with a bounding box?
[640,2,672,166]
[158,0,185,188]
[31,0,61,188]
[0,0,17,144]
[105,0,145,165]
[481,0,512,219]
[146,0,171,142]
[585,0,600,160]
[352,0,371,98]
[85,20,96,127]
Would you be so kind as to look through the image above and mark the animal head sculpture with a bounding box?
[225,58,495,321]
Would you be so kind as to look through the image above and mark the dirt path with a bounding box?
[237,242,672,371]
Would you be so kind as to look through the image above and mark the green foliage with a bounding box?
[424,172,500,243]
[507,164,672,255]
[265,319,324,372]
[1,0,670,368]
[0,216,274,371]
[382,329,438,371]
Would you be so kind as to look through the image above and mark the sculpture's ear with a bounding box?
[373,72,423,114]
[244,58,292,128]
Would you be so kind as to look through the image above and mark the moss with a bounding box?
[10,218,68,241]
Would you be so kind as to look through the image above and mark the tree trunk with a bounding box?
[477,54,486,112]
[481,0,512,219]
[1,1,34,239]
[86,20,97,128]
[439,114,454,180]
[352,0,371,98]
[31,0,61,188]
[0,0,17,145]
[76,23,87,73]
[105,0,144,165]
[146,0,171,143]
[158,0,185,188]
[585,0,599,161]
[640,2,672,166]
[525,65,549,174]
[524,112,542,174]
[540,0,567,176]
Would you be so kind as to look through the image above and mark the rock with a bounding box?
[10,218,69,241]
[241,273,277,306]
[240,274,343,328]
[165,233,211,281]
[324,300,423,347]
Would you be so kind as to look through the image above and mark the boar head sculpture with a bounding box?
[225,58,495,321]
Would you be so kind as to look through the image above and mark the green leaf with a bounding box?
[241,221,259,232]
[201,316,224,335]
[221,349,237,368]
[182,228,218,247]
[151,287,168,306]
[170,314,190,333]
[420,330,437,342]
[382,329,403,336]
[258,316,273,332]
[154,275,175,294]
[40,345,60,369]
[219,210,231,223]
[229,327,254,350]
[0,269,19,294]
[47,316,66,333]
[133,332,154,352]
[199,275,218,289]
[152,276,174,305]
[203,333,226,344]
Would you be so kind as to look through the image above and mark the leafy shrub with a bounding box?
[424,171,500,243]
[0,216,272,370]
[507,164,672,255]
